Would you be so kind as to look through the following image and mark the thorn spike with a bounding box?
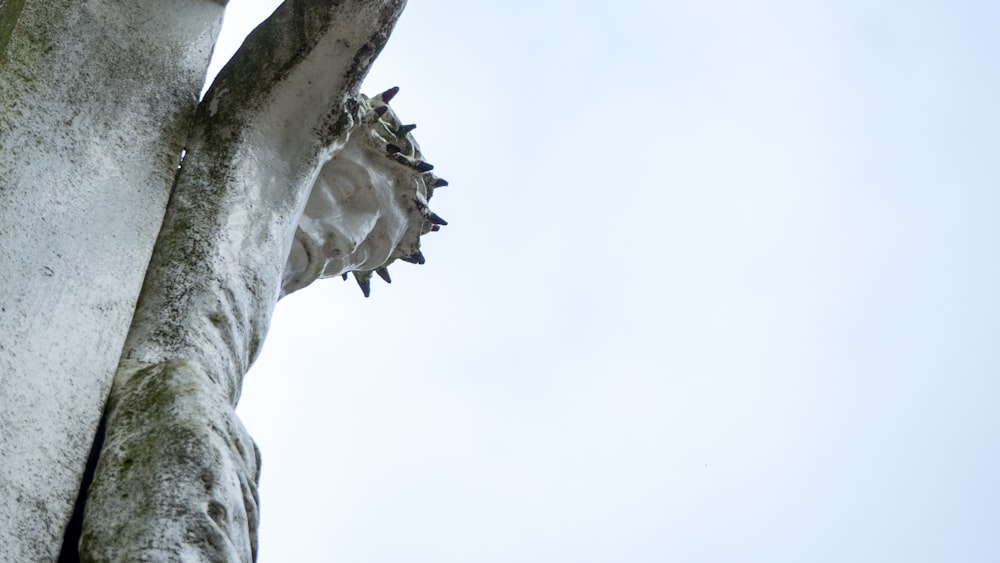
[352,272,371,298]
[373,105,388,117]
[427,212,448,226]
[375,267,392,284]
[432,178,449,188]
[430,225,441,232]
[399,251,426,265]
[415,160,434,173]
[386,143,402,154]
[396,124,417,137]
[380,86,399,104]
[342,273,349,280]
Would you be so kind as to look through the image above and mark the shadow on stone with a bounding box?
[57,413,107,563]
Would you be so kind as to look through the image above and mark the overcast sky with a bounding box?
[208,1,1000,561]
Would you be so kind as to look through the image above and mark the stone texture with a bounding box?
[1,0,443,559]
[79,360,260,563]
[119,0,412,404]
[0,0,25,56]
[79,1,415,560]
[0,1,224,560]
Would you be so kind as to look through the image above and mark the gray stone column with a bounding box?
[0,2,225,560]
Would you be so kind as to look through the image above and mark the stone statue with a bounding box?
[0,1,446,560]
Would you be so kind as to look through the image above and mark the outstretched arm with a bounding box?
[123,0,410,401]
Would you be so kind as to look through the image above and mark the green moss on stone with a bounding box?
[0,0,25,59]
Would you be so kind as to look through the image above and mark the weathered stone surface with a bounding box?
[119,0,411,404]
[78,1,417,560]
[0,0,25,56]
[80,360,260,563]
[0,1,224,559]
[1,0,443,558]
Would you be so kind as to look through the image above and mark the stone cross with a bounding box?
[0,1,446,560]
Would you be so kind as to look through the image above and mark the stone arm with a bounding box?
[120,0,413,404]
[75,1,446,560]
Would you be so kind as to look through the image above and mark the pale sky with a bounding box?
[209,1,1000,561]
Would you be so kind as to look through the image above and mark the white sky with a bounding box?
[208,1,1000,561]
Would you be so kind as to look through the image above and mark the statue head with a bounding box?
[282,87,448,297]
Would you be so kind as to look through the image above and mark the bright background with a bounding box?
[207,1,1000,561]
